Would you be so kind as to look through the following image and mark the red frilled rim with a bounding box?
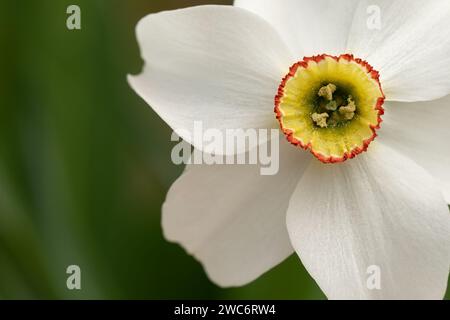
[274,53,386,164]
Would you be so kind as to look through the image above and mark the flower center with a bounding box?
[275,54,385,163]
[312,83,357,128]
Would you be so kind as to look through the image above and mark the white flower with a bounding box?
[128,0,450,299]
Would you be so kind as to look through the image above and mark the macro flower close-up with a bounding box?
[128,0,450,300]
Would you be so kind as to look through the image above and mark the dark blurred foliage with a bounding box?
[0,0,447,299]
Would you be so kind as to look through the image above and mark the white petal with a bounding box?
[234,0,359,57]
[162,139,311,287]
[347,0,450,102]
[128,5,293,154]
[380,95,450,204]
[287,143,450,299]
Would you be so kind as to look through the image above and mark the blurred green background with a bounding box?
[0,0,448,299]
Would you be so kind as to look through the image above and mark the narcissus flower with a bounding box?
[128,0,450,299]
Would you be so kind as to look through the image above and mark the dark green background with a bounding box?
[0,0,448,299]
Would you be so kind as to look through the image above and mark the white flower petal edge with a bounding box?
[347,0,450,102]
[128,5,293,155]
[286,143,450,299]
[162,140,311,287]
[380,95,450,204]
[234,0,359,58]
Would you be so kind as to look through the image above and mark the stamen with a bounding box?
[339,96,356,120]
[311,113,329,128]
[318,83,337,101]
[312,84,356,128]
